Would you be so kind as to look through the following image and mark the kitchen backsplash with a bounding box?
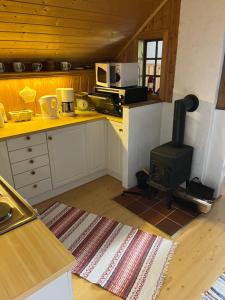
[0,70,95,117]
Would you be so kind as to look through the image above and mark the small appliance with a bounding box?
[39,95,58,119]
[56,88,75,116]
[89,86,148,117]
[95,62,138,88]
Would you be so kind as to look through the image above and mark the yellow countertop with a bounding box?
[0,111,123,140]
[0,219,75,300]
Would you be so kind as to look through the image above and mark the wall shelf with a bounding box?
[0,69,94,80]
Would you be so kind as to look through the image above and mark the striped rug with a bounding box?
[202,273,225,300]
[40,202,175,300]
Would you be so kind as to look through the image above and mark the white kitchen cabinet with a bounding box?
[47,124,87,188]
[86,120,106,174]
[107,121,123,180]
[26,272,73,300]
[0,141,14,186]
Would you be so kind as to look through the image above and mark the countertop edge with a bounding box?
[0,113,123,141]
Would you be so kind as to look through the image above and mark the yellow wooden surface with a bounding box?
[0,219,75,300]
[0,0,164,62]
[36,175,225,300]
[0,112,122,140]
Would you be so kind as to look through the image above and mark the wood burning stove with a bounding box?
[150,94,199,208]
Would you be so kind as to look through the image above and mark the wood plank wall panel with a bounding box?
[0,70,95,117]
[216,55,225,109]
[116,0,181,102]
[0,0,164,63]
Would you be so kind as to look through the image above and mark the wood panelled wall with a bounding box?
[0,70,95,117]
[0,0,164,63]
[217,55,225,109]
[117,0,181,102]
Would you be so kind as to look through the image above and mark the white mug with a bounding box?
[13,62,25,72]
[60,61,72,71]
[32,62,43,72]
[0,62,5,73]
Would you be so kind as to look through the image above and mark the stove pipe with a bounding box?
[172,94,199,147]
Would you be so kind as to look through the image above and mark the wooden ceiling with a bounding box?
[0,0,165,63]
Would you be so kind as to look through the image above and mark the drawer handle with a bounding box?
[27,147,32,152]
[26,136,31,140]
[119,128,123,132]
[31,170,36,175]
[33,184,37,189]
[29,159,34,164]
[48,136,53,140]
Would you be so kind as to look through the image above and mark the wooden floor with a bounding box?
[36,175,225,300]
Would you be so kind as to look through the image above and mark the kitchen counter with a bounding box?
[0,218,75,300]
[0,111,122,140]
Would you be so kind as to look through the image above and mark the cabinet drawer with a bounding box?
[7,132,46,151]
[11,154,50,175]
[17,178,52,199]
[14,165,51,188]
[9,143,48,163]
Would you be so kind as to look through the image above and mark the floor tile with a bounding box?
[126,201,149,215]
[141,209,165,225]
[168,209,194,226]
[138,196,160,207]
[173,198,200,216]
[113,195,136,207]
[151,201,176,216]
[156,218,182,235]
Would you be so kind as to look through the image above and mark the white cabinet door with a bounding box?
[0,141,14,186]
[86,120,106,174]
[47,125,87,188]
[26,272,73,300]
[107,121,123,180]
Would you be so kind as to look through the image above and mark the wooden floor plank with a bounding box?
[35,175,225,300]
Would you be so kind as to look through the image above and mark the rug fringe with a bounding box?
[153,241,179,300]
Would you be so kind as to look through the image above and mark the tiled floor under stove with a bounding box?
[113,187,199,235]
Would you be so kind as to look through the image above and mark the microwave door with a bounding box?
[96,63,111,87]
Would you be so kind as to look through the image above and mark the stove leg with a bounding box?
[166,191,173,209]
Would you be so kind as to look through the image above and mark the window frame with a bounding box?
[142,39,163,95]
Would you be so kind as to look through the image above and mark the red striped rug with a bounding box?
[41,202,175,300]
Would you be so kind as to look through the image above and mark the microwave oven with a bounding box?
[95,62,138,88]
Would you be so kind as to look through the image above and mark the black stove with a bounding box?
[149,95,199,208]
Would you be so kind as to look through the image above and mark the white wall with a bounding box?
[160,0,225,196]
[122,103,162,188]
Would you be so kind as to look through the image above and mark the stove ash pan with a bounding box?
[150,142,193,189]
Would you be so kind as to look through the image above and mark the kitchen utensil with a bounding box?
[0,103,7,122]
[56,88,75,116]
[13,62,25,72]
[32,62,43,72]
[39,95,58,119]
[19,86,36,103]
[9,110,33,122]
[60,61,72,71]
[0,62,5,73]
[46,60,55,71]
[75,92,89,111]
[76,98,89,111]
